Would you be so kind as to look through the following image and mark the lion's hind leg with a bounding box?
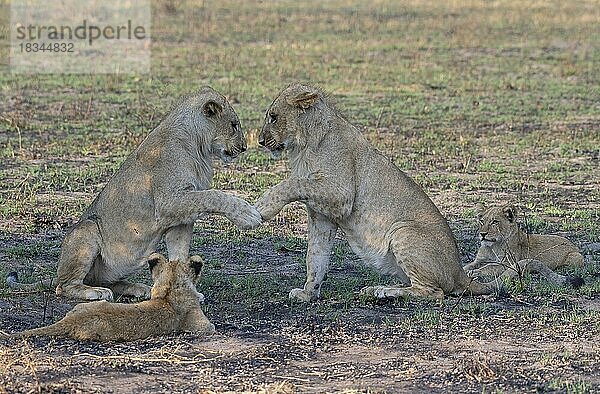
[360,227,453,301]
[56,220,114,301]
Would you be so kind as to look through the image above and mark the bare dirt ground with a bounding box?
[1,230,599,393]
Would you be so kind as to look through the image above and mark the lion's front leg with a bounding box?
[162,190,262,230]
[164,223,204,302]
[165,223,194,261]
[254,184,291,221]
[255,173,329,221]
[466,263,507,278]
[463,260,487,271]
[201,191,262,230]
[289,210,337,302]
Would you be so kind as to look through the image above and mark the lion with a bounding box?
[12,253,215,341]
[463,203,585,287]
[7,86,262,301]
[254,82,512,301]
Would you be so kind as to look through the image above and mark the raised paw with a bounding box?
[231,203,262,230]
[289,288,318,302]
[254,194,284,221]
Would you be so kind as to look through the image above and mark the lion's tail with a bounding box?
[11,323,65,339]
[459,258,584,296]
[514,259,584,288]
[6,272,57,291]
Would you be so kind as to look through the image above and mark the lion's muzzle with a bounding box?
[258,132,285,153]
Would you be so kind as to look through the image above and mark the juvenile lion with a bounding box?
[255,82,506,301]
[463,204,584,287]
[13,253,215,342]
[7,87,261,301]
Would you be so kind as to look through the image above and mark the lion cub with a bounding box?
[13,254,215,342]
[254,83,508,301]
[7,86,261,302]
[464,204,584,287]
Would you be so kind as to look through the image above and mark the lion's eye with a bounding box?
[268,113,278,124]
[231,121,239,134]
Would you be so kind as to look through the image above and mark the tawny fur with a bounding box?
[255,82,505,301]
[464,204,584,287]
[13,254,215,342]
[7,87,261,301]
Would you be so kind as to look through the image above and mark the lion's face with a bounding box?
[476,204,519,247]
[259,83,321,156]
[184,87,246,163]
[203,91,246,163]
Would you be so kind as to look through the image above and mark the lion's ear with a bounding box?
[189,255,204,277]
[203,100,223,117]
[475,203,486,218]
[503,205,519,222]
[286,91,319,109]
[147,253,165,275]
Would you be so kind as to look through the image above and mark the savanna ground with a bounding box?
[1,0,600,392]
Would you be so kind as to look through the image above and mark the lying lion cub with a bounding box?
[464,204,585,288]
[255,82,508,301]
[13,253,215,342]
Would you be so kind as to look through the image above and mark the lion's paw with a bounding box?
[204,322,216,335]
[123,283,151,298]
[254,198,283,222]
[359,285,394,299]
[289,288,318,302]
[83,286,114,301]
[231,204,262,230]
[359,286,376,298]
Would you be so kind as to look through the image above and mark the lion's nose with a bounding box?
[480,232,488,239]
